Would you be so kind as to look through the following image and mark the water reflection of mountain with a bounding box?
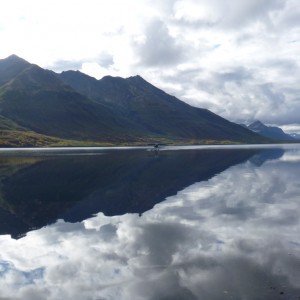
[0,148,283,238]
[249,148,284,166]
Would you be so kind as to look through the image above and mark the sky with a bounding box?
[0,0,300,133]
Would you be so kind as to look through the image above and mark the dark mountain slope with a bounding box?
[59,71,265,143]
[0,54,30,86]
[0,61,143,142]
[0,55,268,145]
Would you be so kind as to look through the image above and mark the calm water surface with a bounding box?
[0,144,299,299]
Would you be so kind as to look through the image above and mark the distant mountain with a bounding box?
[0,55,267,146]
[247,121,294,141]
[290,133,300,140]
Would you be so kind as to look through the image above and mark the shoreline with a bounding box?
[0,143,299,154]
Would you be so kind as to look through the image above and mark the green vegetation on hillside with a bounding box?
[0,55,271,147]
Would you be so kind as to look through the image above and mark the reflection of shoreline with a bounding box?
[0,147,289,238]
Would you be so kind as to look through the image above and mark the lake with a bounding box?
[0,144,299,299]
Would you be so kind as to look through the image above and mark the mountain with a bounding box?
[0,55,267,146]
[290,133,300,140]
[0,56,144,145]
[0,54,31,86]
[58,70,265,143]
[247,120,294,141]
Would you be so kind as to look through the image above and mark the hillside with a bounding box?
[0,55,267,146]
[58,70,266,143]
[0,56,144,145]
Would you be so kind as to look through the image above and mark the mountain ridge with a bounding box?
[247,120,294,141]
[0,54,31,86]
[0,55,269,146]
[58,69,264,142]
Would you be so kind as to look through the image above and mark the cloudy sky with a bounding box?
[1,0,300,132]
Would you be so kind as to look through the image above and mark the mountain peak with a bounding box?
[101,75,124,81]
[60,70,98,81]
[0,54,32,86]
[3,54,29,64]
[7,54,22,59]
[128,75,144,80]
[248,120,267,130]
[250,120,264,126]
[247,120,294,141]
[127,75,148,84]
[1,55,268,145]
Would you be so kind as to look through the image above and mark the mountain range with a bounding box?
[245,120,295,141]
[0,55,268,146]
[290,133,300,140]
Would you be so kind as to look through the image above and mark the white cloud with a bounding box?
[133,19,186,67]
[281,123,300,134]
[0,147,300,299]
[0,0,299,130]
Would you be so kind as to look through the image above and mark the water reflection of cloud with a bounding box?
[280,150,300,162]
[0,152,300,299]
